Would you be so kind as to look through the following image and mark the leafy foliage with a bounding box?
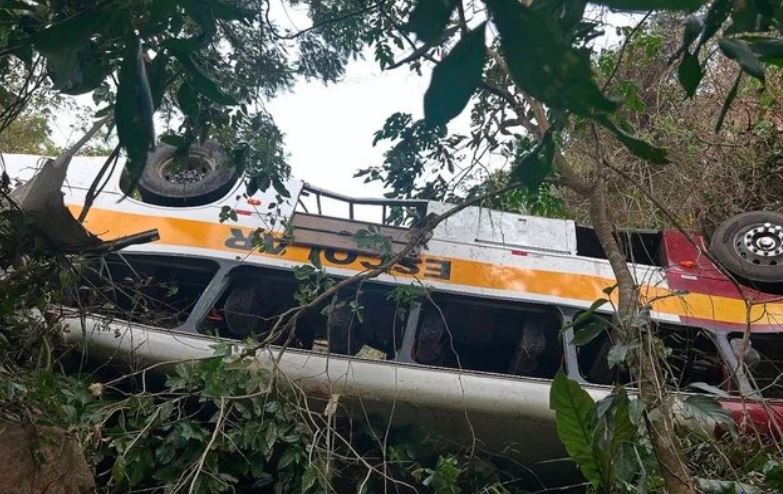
[486,0,615,117]
[104,356,320,493]
[424,23,486,127]
[0,183,72,367]
[357,111,464,199]
[407,0,458,44]
[0,0,385,193]
[550,369,600,483]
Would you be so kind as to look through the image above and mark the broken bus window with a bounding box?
[575,316,727,390]
[73,254,219,329]
[413,296,563,378]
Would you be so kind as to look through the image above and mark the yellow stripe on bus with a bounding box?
[71,206,783,329]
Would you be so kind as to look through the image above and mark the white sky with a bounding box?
[264,58,432,198]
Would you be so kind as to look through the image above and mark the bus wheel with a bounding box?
[710,211,783,283]
[137,140,239,207]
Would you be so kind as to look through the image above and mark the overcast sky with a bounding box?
[264,58,433,198]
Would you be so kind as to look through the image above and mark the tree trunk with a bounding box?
[484,45,697,491]
[587,177,697,494]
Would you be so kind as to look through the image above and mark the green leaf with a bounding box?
[252,472,274,488]
[176,54,237,105]
[681,395,736,432]
[210,0,255,21]
[177,82,200,119]
[566,298,610,332]
[681,15,703,52]
[725,0,771,35]
[115,34,156,190]
[163,36,206,55]
[678,52,703,98]
[592,0,706,11]
[607,343,631,368]
[631,306,651,328]
[571,321,607,346]
[486,0,617,117]
[146,53,170,108]
[160,134,186,147]
[111,458,126,484]
[424,23,486,127]
[607,388,633,448]
[762,460,783,491]
[750,38,783,66]
[509,131,555,193]
[31,6,112,53]
[719,38,765,81]
[183,0,217,38]
[617,80,646,113]
[549,369,600,485]
[406,0,458,43]
[686,381,728,396]
[592,388,634,488]
[715,72,741,132]
[531,0,587,34]
[614,442,640,484]
[246,177,259,196]
[277,447,300,470]
[696,0,732,52]
[46,44,109,95]
[598,116,669,164]
[301,465,318,492]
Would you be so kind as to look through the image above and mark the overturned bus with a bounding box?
[5,144,783,482]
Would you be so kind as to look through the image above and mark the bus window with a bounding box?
[413,298,563,378]
[729,333,783,399]
[659,325,726,390]
[576,318,725,390]
[574,316,630,386]
[74,254,219,329]
[199,266,406,358]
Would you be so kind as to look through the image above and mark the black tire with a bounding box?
[709,211,783,284]
[137,141,239,207]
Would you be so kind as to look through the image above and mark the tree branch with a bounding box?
[601,11,652,92]
[386,26,459,70]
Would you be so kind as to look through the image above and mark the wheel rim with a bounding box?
[733,221,783,267]
[158,149,217,184]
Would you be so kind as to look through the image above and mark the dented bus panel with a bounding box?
[5,153,783,476]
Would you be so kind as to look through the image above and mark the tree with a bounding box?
[0,113,57,154]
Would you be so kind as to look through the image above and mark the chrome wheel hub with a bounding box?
[734,222,783,266]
